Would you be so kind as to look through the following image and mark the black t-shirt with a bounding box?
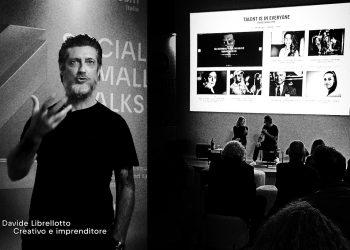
[21,102,138,235]
[262,124,278,148]
[233,125,248,146]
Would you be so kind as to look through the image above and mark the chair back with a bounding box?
[203,214,249,250]
[256,185,278,216]
[254,169,266,188]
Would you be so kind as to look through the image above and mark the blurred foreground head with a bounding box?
[252,201,349,250]
[222,140,245,162]
[312,145,346,185]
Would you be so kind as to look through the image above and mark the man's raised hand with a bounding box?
[28,95,72,139]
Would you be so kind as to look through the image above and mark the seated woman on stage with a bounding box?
[207,141,256,223]
[250,115,279,166]
[232,116,248,148]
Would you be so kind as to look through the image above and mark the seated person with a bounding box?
[271,141,319,214]
[250,115,279,166]
[251,201,350,250]
[207,141,256,223]
[232,116,248,148]
[305,139,325,167]
[303,146,350,241]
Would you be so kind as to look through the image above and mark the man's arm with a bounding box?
[112,166,135,244]
[7,129,42,181]
[262,128,278,144]
[7,95,71,181]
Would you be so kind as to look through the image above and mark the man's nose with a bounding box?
[78,62,87,73]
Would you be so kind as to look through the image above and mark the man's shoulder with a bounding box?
[270,124,278,131]
[95,102,127,123]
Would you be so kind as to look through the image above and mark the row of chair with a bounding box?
[196,143,283,167]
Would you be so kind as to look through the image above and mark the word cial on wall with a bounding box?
[97,38,146,114]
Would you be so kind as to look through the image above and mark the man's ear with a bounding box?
[59,64,64,83]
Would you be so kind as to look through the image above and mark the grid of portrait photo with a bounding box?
[195,29,345,99]
[190,3,350,115]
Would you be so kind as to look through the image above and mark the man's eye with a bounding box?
[69,60,79,66]
[86,60,95,65]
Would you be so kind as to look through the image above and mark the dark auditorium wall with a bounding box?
[0,1,147,250]
[175,0,350,160]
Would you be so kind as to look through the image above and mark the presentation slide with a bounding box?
[190,3,350,116]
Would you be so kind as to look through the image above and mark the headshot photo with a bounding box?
[230,70,262,95]
[221,33,236,58]
[197,31,263,67]
[269,71,303,97]
[271,31,305,57]
[306,71,341,97]
[309,29,345,56]
[197,70,227,94]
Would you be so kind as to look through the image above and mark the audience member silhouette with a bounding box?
[251,201,350,250]
[305,139,325,167]
[303,146,350,241]
[207,141,256,223]
[271,141,319,215]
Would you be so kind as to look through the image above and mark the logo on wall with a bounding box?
[119,0,140,12]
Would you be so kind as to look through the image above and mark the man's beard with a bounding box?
[66,80,97,103]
